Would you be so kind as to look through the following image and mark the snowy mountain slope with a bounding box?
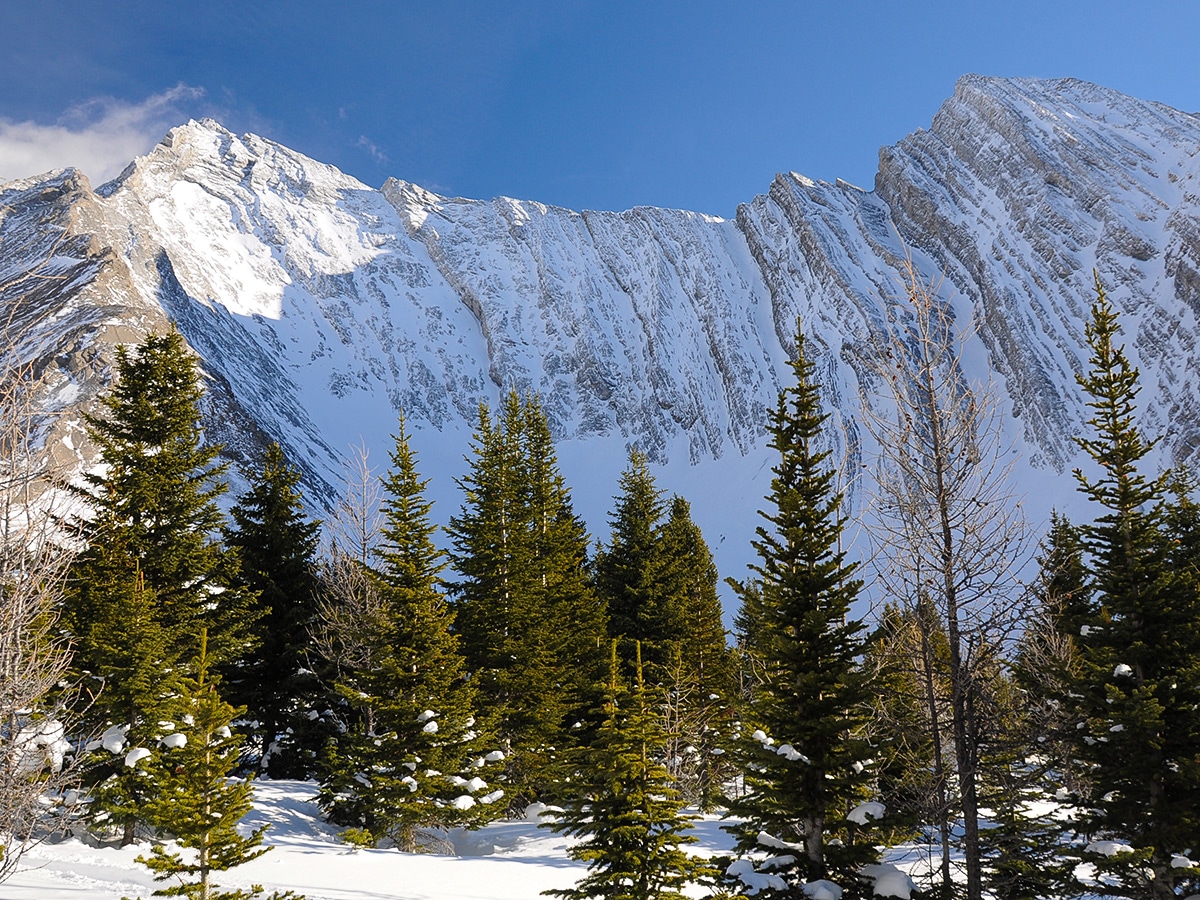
[4,74,1200,580]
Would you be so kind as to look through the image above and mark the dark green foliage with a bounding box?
[595,450,674,663]
[226,444,327,778]
[131,633,302,900]
[594,457,736,808]
[656,496,737,811]
[658,496,733,691]
[319,417,499,848]
[978,732,1075,900]
[725,325,880,897]
[447,392,606,807]
[69,328,257,668]
[65,331,260,844]
[859,603,945,847]
[1033,512,1093,640]
[79,551,180,846]
[543,643,712,900]
[65,329,259,840]
[1068,276,1200,900]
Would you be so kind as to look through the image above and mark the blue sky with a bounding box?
[2,1,1198,216]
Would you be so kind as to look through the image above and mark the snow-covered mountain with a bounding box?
[4,74,1200,584]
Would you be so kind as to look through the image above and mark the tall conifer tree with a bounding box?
[447,391,605,807]
[726,324,880,897]
[68,328,256,667]
[65,328,256,842]
[1069,276,1200,900]
[226,443,326,778]
[320,416,499,848]
[595,450,673,663]
[544,642,710,900]
[654,495,736,810]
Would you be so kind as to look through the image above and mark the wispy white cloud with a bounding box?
[356,134,388,165]
[0,85,204,186]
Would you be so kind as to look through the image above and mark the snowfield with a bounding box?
[5,780,739,899]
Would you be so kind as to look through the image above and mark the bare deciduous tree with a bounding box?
[313,443,388,736]
[866,259,1032,900]
[0,301,87,881]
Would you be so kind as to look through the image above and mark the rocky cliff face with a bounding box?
[4,75,1200,571]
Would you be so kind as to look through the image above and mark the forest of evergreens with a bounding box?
[2,273,1199,900]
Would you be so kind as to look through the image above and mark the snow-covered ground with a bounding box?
[5,780,739,899]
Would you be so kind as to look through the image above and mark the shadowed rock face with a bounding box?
[4,76,1200,547]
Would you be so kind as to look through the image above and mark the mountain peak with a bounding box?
[7,75,1200,583]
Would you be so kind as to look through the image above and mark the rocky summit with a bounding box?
[4,74,1200,579]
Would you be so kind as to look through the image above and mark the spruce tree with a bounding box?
[726,324,880,897]
[656,495,736,811]
[519,398,608,729]
[68,328,256,667]
[544,642,710,900]
[1070,276,1200,900]
[76,545,179,846]
[447,392,605,808]
[319,416,499,848]
[132,632,301,900]
[66,328,259,841]
[226,443,327,778]
[595,449,673,664]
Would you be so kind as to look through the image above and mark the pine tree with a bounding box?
[65,328,259,842]
[544,642,711,900]
[1069,276,1200,900]
[595,450,673,664]
[132,632,301,900]
[656,495,736,811]
[225,443,327,779]
[447,392,606,808]
[725,324,880,897]
[74,545,179,846]
[68,328,257,668]
[318,416,499,849]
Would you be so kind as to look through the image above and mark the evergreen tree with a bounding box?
[68,328,256,668]
[226,443,327,778]
[977,687,1075,900]
[66,331,260,844]
[1069,276,1200,900]
[595,450,673,664]
[75,546,180,847]
[969,514,1094,900]
[594,457,736,808]
[725,325,880,897]
[447,392,606,808]
[65,328,258,842]
[656,495,736,811]
[319,416,499,849]
[1033,512,1094,641]
[859,603,947,856]
[543,642,711,900]
[132,632,300,900]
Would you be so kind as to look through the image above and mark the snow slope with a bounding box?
[3,781,736,900]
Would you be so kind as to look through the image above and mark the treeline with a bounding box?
[4,270,1200,900]
[56,331,737,853]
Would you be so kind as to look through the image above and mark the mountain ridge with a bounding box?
[4,74,1200,583]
